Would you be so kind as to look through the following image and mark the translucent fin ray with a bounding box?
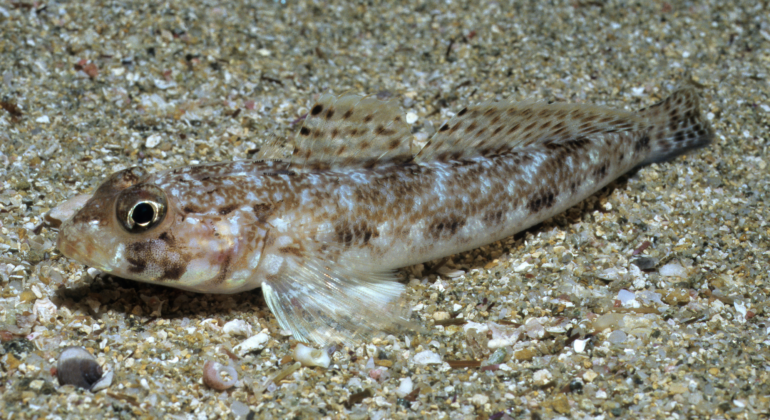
[261,255,416,346]
[415,99,647,162]
[288,94,414,171]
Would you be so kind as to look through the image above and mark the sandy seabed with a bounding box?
[0,1,768,419]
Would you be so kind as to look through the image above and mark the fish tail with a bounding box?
[638,87,714,165]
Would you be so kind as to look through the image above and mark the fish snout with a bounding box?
[56,219,110,269]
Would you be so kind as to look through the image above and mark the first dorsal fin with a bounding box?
[285,94,413,171]
[415,99,648,162]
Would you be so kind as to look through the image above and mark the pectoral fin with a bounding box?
[261,255,416,346]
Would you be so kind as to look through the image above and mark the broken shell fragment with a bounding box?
[293,343,331,368]
[233,332,269,357]
[57,346,108,391]
[46,194,92,228]
[203,360,238,390]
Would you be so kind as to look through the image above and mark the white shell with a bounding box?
[46,194,92,227]
[222,319,253,337]
[34,298,58,324]
[90,370,114,392]
[293,343,330,368]
[412,350,442,365]
[533,369,553,386]
[395,377,414,397]
[233,332,269,357]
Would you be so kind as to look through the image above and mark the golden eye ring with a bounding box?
[116,184,168,233]
[126,201,164,229]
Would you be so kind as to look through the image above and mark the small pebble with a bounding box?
[632,256,657,270]
[413,350,442,365]
[230,401,251,417]
[470,394,489,406]
[583,370,598,382]
[432,311,450,321]
[659,262,687,277]
[608,330,627,344]
[293,343,331,368]
[145,134,162,148]
[573,338,589,353]
[617,289,636,306]
[395,377,413,397]
[593,313,624,331]
[533,369,553,386]
[86,267,101,280]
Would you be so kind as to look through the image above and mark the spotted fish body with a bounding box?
[57,87,713,345]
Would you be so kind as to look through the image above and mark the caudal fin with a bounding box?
[639,87,714,165]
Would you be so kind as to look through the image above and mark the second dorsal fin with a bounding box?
[288,94,413,170]
[415,99,648,162]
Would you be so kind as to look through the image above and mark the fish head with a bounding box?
[57,166,269,293]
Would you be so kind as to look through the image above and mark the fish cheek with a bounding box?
[125,237,190,282]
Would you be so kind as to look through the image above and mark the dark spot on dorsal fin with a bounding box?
[342,109,354,119]
[375,125,396,136]
[299,127,311,136]
[279,247,303,257]
[363,114,373,123]
[325,108,335,119]
[457,107,468,116]
[310,104,324,116]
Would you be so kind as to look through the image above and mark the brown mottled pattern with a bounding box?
[56,87,712,345]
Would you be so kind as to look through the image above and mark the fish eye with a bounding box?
[116,185,167,233]
[128,201,160,227]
